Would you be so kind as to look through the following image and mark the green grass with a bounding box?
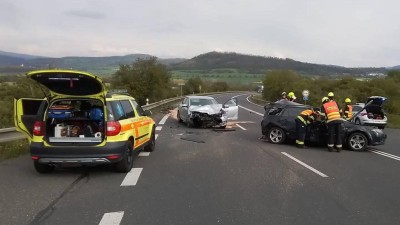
[0,139,29,162]
[388,114,400,129]
[171,69,265,84]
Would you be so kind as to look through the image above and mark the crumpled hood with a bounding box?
[189,104,222,115]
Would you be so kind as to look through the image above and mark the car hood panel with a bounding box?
[189,104,222,115]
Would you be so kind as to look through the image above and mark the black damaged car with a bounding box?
[261,100,387,151]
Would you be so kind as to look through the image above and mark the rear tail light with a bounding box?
[106,121,121,136]
[31,156,40,160]
[33,121,45,136]
[106,155,121,160]
[360,112,367,116]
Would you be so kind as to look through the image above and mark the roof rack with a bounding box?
[106,89,131,98]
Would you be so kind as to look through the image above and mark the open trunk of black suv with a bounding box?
[45,98,105,146]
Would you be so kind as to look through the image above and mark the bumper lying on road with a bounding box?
[30,141,127,165]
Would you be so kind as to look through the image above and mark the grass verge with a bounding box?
[388,114,400,129]
[0,139,29,162]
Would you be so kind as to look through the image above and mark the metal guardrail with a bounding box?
[0,91,247,143]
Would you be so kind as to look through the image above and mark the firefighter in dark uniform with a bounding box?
[295,108,319,148]
[341,98,353,120]
[321,97,345,152]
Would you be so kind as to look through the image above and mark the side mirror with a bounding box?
[144,110,152,116]
[181,104,188,108]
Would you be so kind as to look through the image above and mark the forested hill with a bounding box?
[171,51,387,76]
[0,52,187,75]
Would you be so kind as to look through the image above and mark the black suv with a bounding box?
[261,100,386,151]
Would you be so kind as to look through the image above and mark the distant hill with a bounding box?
[0,51,187,75]
[0,50,389,76]
[390,65,400,70]
[171,51,387,76]
[0,50,43,60]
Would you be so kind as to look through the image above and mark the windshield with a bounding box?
[190,98,218,106]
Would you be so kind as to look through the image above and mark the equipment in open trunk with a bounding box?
[45,99,105,144]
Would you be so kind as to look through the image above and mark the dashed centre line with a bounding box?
[236,124,247,130]
[282,152,329,178]
[155,126,162,131]
[238,105,264,116]
[98,211,124,225]
[121,168,143,186]
[159,114,170,125]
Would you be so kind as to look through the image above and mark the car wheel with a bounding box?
[355,118,361,125]
[143,131,155,152]
[267,127,286,144]
[177,111,183,123]
[347,132,368,151]
[34,161,55,174]
[115,141,134,173]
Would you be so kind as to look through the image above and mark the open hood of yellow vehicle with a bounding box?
[27,70,106,97]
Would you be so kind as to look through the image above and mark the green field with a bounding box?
[171,69,265,84]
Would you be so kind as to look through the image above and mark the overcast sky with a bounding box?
[0,0,399,67]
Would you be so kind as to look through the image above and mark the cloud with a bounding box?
[65,10,106,19]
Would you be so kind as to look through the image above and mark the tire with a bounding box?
[177,111,183,123]
[378,126,385,130]
[34,161,55,174]
[347,132,368,151]
[143,131,155,152]
[115,141,134,173]
[267,127,286,144]
[355,118,361,125]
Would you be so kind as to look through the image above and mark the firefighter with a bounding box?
[295,108,319,148]
[281,92,288,100]
[341,98,353,120]
[321,97,345,152]
[288,92,296,102]
[328,92,334,101]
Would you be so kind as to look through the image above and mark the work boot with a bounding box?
[328,147,334,152]
[336,147,342,152]
[296,144,305,148]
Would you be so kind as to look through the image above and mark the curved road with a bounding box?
[1,93,399,225]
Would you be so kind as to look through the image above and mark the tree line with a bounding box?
[262,70,400,114]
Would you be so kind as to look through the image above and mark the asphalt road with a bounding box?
[1,93,399,225]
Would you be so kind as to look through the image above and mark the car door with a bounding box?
[179,97,189,121]
[130,100,152,145]
[14,98,46,141]
[222,98,239,120]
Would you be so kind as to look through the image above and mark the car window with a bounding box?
[190,98,216,106]
[352,105,363,112]
[108,101,125,121]
[120,100,135,118]
[131,100,145,116]
[287,107,306,117]
[268,107,283,115]
[183,98,188,105]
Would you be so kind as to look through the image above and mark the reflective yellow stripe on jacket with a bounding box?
[323,101,341,123]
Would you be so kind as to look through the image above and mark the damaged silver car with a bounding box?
[177,96,238,128]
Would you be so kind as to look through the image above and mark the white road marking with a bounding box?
[159,114,170,125]
[156,126,162,131]
[155,134,159,140]
[121,168,143,186]
[281,152,329,178]
[246,95,265,107]
[138,152,150,157]
[99,211,124,225]
[236,124,247,130]
[370,150,400,161]
[238,105,264,116]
